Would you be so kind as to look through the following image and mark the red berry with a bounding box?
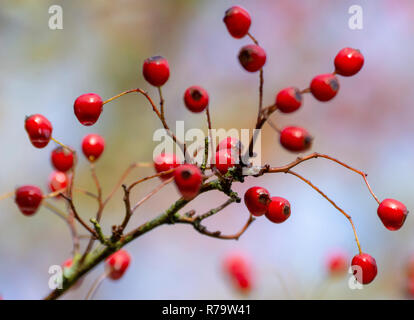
[105,249,131,280]
[142,56,170,87]
[334,47,364,77]
[351,253,378,285]
[216,137,243,153]
[280,126,312,152]
[173,164,203,200]
[238,44,266,72]
[265,196,291,223]
[24,114,53,148]
[62,258,73,269]
[276,87,303,113]
[48,171,69,192]
[310,73,340,102]
[154,153,181,180]
[377,198,408,231]
[51,147,74,172]
[244,186,270,217]
[407,279,414,298]
[74,93,103,126]
[215,148,237,175]
[223,6,251,39]
[223,253,253,293]
[326,251,348,276]
[82,134,105,162]
[184,86,209,113]
[15,185,43,216]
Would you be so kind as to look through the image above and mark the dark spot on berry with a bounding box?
[181,170,192,180]
[147,56,164,63]
[294,88,303,102]
[258,192,270,205]
[190,89,202,101]
[328,78,339,91]
[283,204,291,216]
[304,135,313,147]
[239,49,252,64]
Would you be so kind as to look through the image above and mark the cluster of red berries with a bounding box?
[223,252,253,294]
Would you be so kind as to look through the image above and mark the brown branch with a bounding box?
[158,86,165,123]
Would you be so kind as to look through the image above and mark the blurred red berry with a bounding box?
[280,126,312,152]
[48,171,68,193]
[223,6,251,39]
[51,147,74,172]
[244,186,270,216]
[143,56,170,87]
[24,114,53,148]
[15,185,43,216]
[407,279,414,298]
[223,253,253,293]
[310,74,339,102]
[174,164,203,200]
[184,86,209,113]
[74,93,103,126]
[154,153,180,180]
[276,87,303,113]
[326,251,348,276]
[265,196,291,223]
[82,134,105,162]
[377,198,408,231]
[216,137,242,153]
[238,44,266,72]
[105,250,131,280]
[215,148,237,175]
[334,47,364,77]
[351,253,377,285]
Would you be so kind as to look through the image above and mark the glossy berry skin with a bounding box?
[351,253,377,285]
[334,47,364,77]
[377,198,408,231]
[154,153,180,180]
[276,87,303,113]
[238,44,266,73]
[310,73,339,102]
[74,93,103,126]
[105,250,131,280]
[184,86,209,113]
[82,134,105,162]
[280,126,312,152]
[326,251,348,276]
[223,6,251,39]
[24,114,53,148]
[215,148,237,175]
[216,137,242,153]
[244,186,270,217]
[223,253,253,293]
[15,185,43,216]
[48,171,68,192]
[173,164,203,200]
[142,56,170,87]
[266,197,291,223]
[51,147,74,172]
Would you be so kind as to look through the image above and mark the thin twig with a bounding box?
[158,86,165,123]
[85,270,109,300]
[0,191,14,201]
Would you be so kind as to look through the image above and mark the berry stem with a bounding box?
[44,188,67,199]
[287,170,362,254]
[158,87,165,123]
[0,191,14,201]
[131,177,173,213]
[85,270,108,300]
[127,168,176,192]
[247,32,259,45]
[267,118,281,133]
[50,137,73,153]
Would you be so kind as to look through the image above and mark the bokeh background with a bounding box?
[0,0,413,300]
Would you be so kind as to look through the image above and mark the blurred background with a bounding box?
[0,0,413,300]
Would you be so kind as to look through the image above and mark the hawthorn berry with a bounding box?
[244,186,270,217]
[326,251,348,276]
[276,87,303,113]
[51,147,74,172]
[377,198,408,231]
[105,249,131,280]
[215,148,237,175]
[82,134,105,162]
[154,153,180,180]
[15,185,43,216]
[62,258,83,288]
[351,253,377,285]
[223,253,253,293]
[48,171,69,193]
[334,47,364,77]
[173,164,203,200]
[74,93,103,126]
[238,44,266,73]
[223,6,251,39]
[310,73,339,102]
[24,114,53,148]
[265,197,291,223]
[216,137,242,153]
[142,56,170,87]
[184,86,209,113]
[280,126,312,152]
